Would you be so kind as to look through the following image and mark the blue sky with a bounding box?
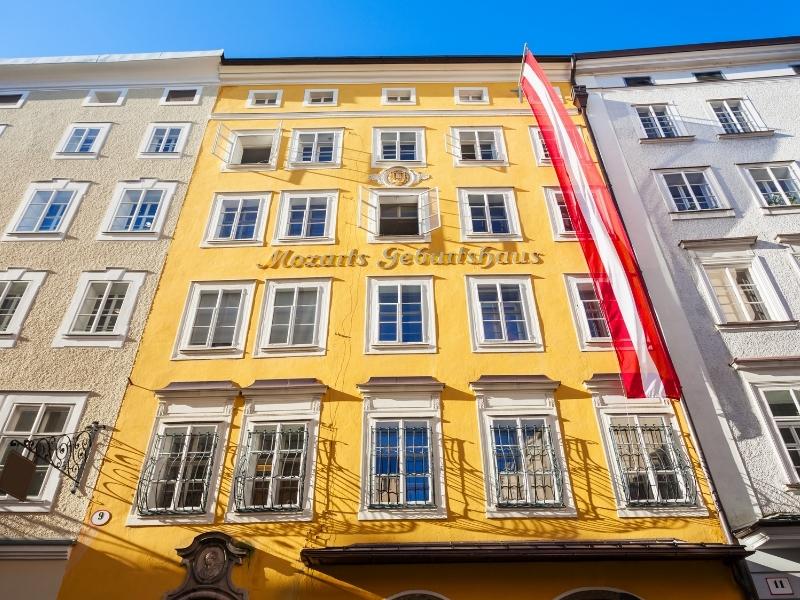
[1,0,798,59]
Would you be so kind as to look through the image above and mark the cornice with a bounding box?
[208,108,567,121]
[469,374,560,394]
[678,236,758,251]
[357,376,444,395]
[243,378,327,399]
[583,373,624,395]
[155,380,240,401]
[776,233,800,245]
[731,356,800,372]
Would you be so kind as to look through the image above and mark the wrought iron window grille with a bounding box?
[136,430,218,516]
[10,421,103,494]
[368,423,435,510]
[490,422,565,509]
[233,424,308,513]
[609,424,698,507]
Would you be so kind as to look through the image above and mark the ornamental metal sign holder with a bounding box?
[8,421,104,496]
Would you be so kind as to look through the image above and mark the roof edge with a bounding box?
[0,50,223,66]
[575,35,800,60]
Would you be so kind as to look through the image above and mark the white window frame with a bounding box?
[748,379,800,486]
[254,277,332,357]
[223,129,281,171]
[365,276,436,354]
[449,126,508,167]
[159,86,202,106]
[128,384,236,526]
[530,127,551,165]
[226,381,324,522]
[97,179,178,240]
[472,380,575,518]
[372,127,426,167]
[138,122,192,159]
[83,88,127,107]
[202,192,270,247]
[454,87,489,105]
[0,124,6,137]
[302,89,338,107]
[381,87,416,105]
[359,187,439,243]
[286,128,344,169]
[0,269,46,348]
[0,392,87,513]
[0,91,29,109]
[564,275,612,351]
[592,391,706,518]
[543,187,576,241]
[246,89,283,108]
[3,179,90,241]
[53,122,112,159]
[172,280,256,360]
[53,268,145,348]
[632,103,690,140]
[740,161,800,212]
[464,275,542,353]
[358,381,446,520]
[707,97,769,136]
[456,187,521,241]
[653,168,731,216]
[272,190,338,245]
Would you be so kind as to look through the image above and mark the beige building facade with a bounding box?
[0,50,220,599]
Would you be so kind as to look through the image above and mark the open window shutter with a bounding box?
[419,187,441,234]
[210,123,236,163]
[356,186,379,236]
[271,121,283,168]
[284,131,299,169]
[443,131,462,159]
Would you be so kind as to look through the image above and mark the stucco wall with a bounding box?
[0,83,217,539]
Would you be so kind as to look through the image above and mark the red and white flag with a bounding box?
[519,49,681,399]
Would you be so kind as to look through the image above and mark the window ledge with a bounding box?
[473,342,543,353]
[127,512,215,527]
[225,510,312,523]
[254,345,325,358]
[486,506,577,519]
[97,230,160,241]
[366,343,436,355]
[455,160,508,168]
[285,161,341,170]
[358,507,447,521]
[222,163,277,172]
[372,160,427,168]
[639,135,695,144]
[616,505,708,518]
[0,500,52,513]
[716,320,799,332]
[368,235,431,244]
[271,237,335,246]
[52,152,100,160]
[2,231,67,241]
[718,130,775,139]
[138,152,182,160]
[762,204,800,215]
[579,340,613,352]
[53,333,126,349]
[173,347,245,360]
[785,483,800,494]
[201,238,263,248]
[668,208,735,220]
[462,233,523,243]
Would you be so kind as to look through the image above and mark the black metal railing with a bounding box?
[368,424,435,509]
[609,424,697,507]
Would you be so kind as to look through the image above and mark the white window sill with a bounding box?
[372,160,427,168]
[127,512,214,527]
[536,161,553,167]
[97,230,160,241]
[616,505,708,518]
[639,135,695,144]
[716,320,799,332]
[0,333,21,349]
[553,233,578,242]
[668,208,735,220]
[473,341,543,353]
[53,333,126,348]
[718,130,775,140]
[461,233,523,243]
[271,237,335,246]
[2,231,67,241]
[0,500,53,513]
[358,506,447,520]
[200,238,264,248]
[285,161,341,170]
[486,506,577,519]
[302,103,337,108]
[366,343,436,354]
[222,163,277,172]
[254,345,326,358]
[762,204,800,215]
[578,340,613,351]
[455,160,508,168]
[173,347,245,360]
[368,234,431,244]
[52,152,100,160]
[225,510,312,523]
[137,152,183,160]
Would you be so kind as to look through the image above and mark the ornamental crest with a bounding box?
[369,165,429,187]
[165,532,250,600]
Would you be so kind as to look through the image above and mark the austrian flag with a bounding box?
[519,49,681,399]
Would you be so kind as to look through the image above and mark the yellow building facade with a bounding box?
[58,56,750,600]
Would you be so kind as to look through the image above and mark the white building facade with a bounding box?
[0,51,219,598]
[575,37,800,599]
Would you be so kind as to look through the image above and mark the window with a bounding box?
[454,87,489,104]
[246,90,282,108]
[255,278,332,356]
[4,180,89,240]
[303,89,338,106]
[450,127,506,165]
[203,193,269,247]
[703,264,771,323]
[273,191,337,245]
[544,188,576,240]
[358,377,446,520]
[744,163,800,207]
[530,127,551,165]
[365,277,435,353]
[381,88,416,105]
[762,388,800,478]
[623,76,653,87]
[657,169,722,212]
[635,105,680,139]
[0,393,85,510]
[136,424,218,515]
[139,123,191,158]
[160,87,201,105]
[465,276,541,352]
[99,179,178,240]
[359,188,440,242]
[608,415,696,507]
[54,269,145,348]
[793,65,800,75]
[0,125,6,137]
[83,89,126,106]
[694,71,725,82]
[0,92,28,108]
[457,188,521,241]
[55,123,111,157]
[565,275,611,350]
[373,128,425,165]
[287,129,343,168]
[709,99,766,134]
[174,281,255,359]
[0,269,46,348]
[226,129,280,169]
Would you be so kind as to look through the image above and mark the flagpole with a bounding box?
[517,42,528,103]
